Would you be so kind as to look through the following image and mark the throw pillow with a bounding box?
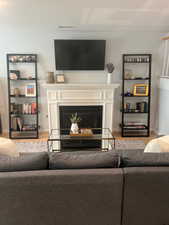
[0,152,49,172]
[144,136,169,153]
[0,137,19,157]
[49,150,120,169]
[121,152,169,167]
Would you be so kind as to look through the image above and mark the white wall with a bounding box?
[158,78,169,135]
[0,27,162,133]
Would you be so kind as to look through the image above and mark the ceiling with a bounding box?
[0,0,169,32]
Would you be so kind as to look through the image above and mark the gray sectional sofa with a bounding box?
[0,150,169,225]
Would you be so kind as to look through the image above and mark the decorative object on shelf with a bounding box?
[9,55,36,63]
[133,84,149,96]
[47,72,55,84]
[13,88,21,97]
[124,89,133,97]
[124,69,134,79]
[28,75,33,80]
[25,83,36,97]
[56,74,65,83]
[121,54,151,137]
[9,70,20,80]
[70,113,81,134]
[124,56,150,63]
[106,63,115,84]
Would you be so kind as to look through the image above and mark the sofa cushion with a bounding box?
[49,150,120,169]
[0,137,19,157]
[120,150,169,167]
[144,136,169,152]
[0,152,49,172]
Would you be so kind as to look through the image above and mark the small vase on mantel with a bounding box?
[106,63,115,84]
[107,73,113,84]
[47,72,54,84]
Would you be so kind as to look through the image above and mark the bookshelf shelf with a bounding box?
[10,129,37,132]
[7,53,39,139]
[124,78,149,80]
[10,113,37,116]
[9,62,36,64]
[10,95,36,98]
[121,54,151,137]
[123,111,148,114]
[123,95,149,97]
[123,127,148,130]
[9,78,36,81]
[124,62,149,64]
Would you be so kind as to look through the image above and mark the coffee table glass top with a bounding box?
[48,128,115,151]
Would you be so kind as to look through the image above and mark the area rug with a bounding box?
[15,140,146,152]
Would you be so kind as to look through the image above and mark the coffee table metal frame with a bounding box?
[47,128,115,152]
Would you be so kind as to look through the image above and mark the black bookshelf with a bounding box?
[7,54,39,139]
[121,54,151,137]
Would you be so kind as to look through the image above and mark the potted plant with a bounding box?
[70,113,81,134]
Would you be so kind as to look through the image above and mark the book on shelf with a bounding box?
[11,116,23,131]
[16,117,23,131]
[11,115,37,132]
[11,102,37,114]
[31,102,36,114]
[136,101,148,112]
[123,122,147,129]
[22,124,37,131]
[123,101,148,112]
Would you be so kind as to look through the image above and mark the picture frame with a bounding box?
[25,83,36,97]
[133,84,149,96]
[56,74,65,83]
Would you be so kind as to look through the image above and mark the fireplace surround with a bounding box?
[43,83,120,150]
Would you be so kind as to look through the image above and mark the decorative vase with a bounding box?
[71,123,79,134]
[107,73,112,84]
[14,88,20,96]
[47,72,54,84]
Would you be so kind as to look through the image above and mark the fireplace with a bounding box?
[59,106,102,149]
[43,83,120,151]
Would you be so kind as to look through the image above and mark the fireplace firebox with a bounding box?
[59,105,103,150]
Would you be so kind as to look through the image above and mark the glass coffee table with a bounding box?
[47,128,115,152]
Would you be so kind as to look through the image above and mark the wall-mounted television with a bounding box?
[54,39,106,70]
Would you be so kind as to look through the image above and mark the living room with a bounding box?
[0,0,169,225]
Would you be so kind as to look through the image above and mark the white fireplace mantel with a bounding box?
[43,83,120,132]
[43,83,120,90]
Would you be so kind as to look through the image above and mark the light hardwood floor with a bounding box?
[1,131,157,145]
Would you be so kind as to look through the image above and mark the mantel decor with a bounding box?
[106,63,115,84]
[56,74,65,83]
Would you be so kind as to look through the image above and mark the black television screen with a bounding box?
[54,40,106,70]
